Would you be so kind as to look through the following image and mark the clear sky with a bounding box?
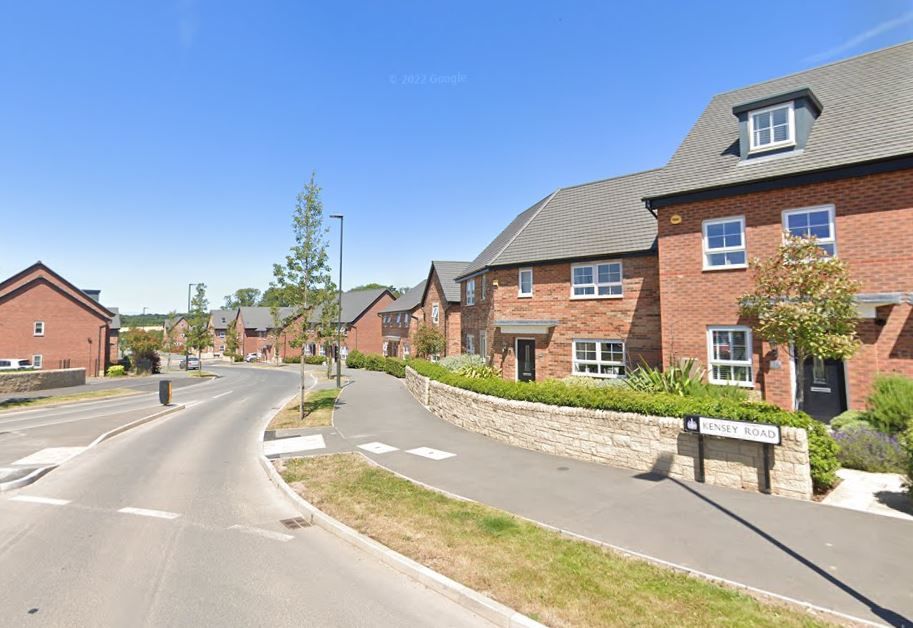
[2,1,911,313]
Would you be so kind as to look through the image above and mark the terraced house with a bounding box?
[208,308,235,357]
[645,42,913,421]
[456,171,662,381]
[379,281,426,358]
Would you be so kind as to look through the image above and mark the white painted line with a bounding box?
[228,524,294,542]
[263,434,326,456]
[211,390,233,399]
[12,447,86,466]
[358,441,399,454]
[406,447,456,461]
[118,506,181,520]
[10,495,70,506]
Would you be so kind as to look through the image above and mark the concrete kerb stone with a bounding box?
[255,375,542,628]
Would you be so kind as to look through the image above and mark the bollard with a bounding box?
[159,380,172,405]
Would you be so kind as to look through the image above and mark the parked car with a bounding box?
[0,359,33,370]
[244,353,259,363]
[179,356,201,370]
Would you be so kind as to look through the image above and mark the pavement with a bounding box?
[0,365,487,627]
[823,468,913,521]
[286,368,913,627]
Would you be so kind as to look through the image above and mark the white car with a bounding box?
[0,358,34,370]
[244,353,259,363]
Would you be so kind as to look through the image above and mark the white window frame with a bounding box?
[706,326,754,387]
[570,261,623,299]
[218,330,226,338]
[480,330,487,357]
[33,321,45,336]
[431,303,440,325]
[466,279,476,306]
[32,354,43,369]
[518,268,533,297]
[480,274,486,302]
[465,333,475,355]
[702,216,747,270]
[748,101,795,152]
[781,204,837,256]
[571,339,626,378]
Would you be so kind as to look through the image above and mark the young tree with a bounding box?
[739,235,861,411]
[269,305,286,365]
[225,318,240,358]
[272,173,332,418]
[185,284,210,371]
[224,288,262,309]
[414,324,446,359]
[161,310,181,370]
[313,281,341,379]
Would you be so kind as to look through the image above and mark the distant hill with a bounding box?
[120,313,177,327]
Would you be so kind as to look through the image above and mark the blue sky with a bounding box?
[2,1,911,313]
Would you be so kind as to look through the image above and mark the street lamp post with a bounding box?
[186,283,198,370]
[330,214,344,389]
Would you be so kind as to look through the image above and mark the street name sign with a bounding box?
[683,415,781,445]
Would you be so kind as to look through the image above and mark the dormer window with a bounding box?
[749,102,794,152]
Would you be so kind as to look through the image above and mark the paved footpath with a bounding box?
[297,368,913,627]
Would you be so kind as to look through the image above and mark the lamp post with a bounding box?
[329,214,344,389]
[186,283,198,370]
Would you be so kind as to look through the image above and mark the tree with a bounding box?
[224,288,262,309]
[414,324,446,359]
[314,281,341,379]
[161,310,181,370]
[185,283,210,371]
[259,285,294,307]
[225,318,240,357]
[272,173,332,418]
[739,235,861,411]
[351,283,398,296]
[269,305,286,365]
[120,329,163,374]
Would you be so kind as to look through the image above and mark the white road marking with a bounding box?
[12,447,86,466]
[118,506,181,520]
[263,434,326,456]
[406,447,456,461]
[10,495,70,506]
[228,525,294,542]
[211,390,233,399]
[358,441,399,454]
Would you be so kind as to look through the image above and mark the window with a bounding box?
[749,102,794,151]
[431,303,440,324]
[707,326,753,386]
[782,205,836,255]
[572,340,625,377]
[518,268,533,297]
[480,330,487,357]
[218,330,226,338]
[465,334,475,354]
[33,321,45,336]
[466,279,476,305]
[480,274,486,301]
[571,261,622,298]
[702,217,746,269]
[219,345,225,352]
[403,343,410,358]
[32,355,43,369]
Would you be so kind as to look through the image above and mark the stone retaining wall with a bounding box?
[0,368,86,394]
[405,367,812,500]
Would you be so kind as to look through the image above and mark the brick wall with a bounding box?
[406,367,812,499]
[460,256,662,381]
[344,292,396,355]
[419,271,460,356]
[381,309,417,357]
[657,168,913,410]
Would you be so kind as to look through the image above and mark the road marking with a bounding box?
[228,525,294,542]
[118,506,181,520]
[406,447,456,461]
[12,447,86,466]
[10,495,70,506]
[358,442,399,454]
[263,434,326,456]
[211,390,233,399]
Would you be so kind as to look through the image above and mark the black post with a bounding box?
[762,443,772,494]
[697,434,706,483]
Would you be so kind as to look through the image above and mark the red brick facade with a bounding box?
[419,270,461,357]
[381,310,418,358]
[460,256,662,381]
[656,167,913,411]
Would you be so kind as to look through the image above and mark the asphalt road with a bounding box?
[0,365,487,627]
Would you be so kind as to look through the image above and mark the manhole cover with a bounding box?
[557,466,570,471]
[280,517,311,529]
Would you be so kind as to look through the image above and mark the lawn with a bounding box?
[0,387,139,411]
[268,387,341,430]
[280,454,830,628]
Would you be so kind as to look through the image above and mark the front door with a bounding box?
[517,339,536,382]
[801,357,847,423]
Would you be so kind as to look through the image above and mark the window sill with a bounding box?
[572,373,625,380]
[747,141,796,156]
[517,293,533,298]
[702,264,748,272]
[570,294,623,300]
[708,379,755,389]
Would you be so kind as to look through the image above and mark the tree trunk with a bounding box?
[795,349,806,412]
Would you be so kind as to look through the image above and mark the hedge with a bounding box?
[408,360,839,492]
[344,351,406,378]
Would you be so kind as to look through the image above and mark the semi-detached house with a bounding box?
[419,261,469,357]
[379,280,426,358]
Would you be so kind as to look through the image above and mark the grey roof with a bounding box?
[209,309,236,330]
[380,280,427,314]
[457,169,660,279]
[238,306,297,331]
[649,42,913,199]
[428,261,470,302]
[108,307,121,330]
[309,288,392,324]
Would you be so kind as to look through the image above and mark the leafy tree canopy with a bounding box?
[224,288,262,309]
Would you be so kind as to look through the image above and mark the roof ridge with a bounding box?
[709,39,912,100]
[556,167,664,192]
[486,189,561,267]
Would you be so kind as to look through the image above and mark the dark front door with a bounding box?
[517,339,536,382]
[801,357,847,423]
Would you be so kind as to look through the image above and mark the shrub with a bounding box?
[283,355,301,364]
[305,355,326,365]
[900,425,913,494]
[560,375,626,389]
[456,363,499,379]
[625,359,748,401]
[384,357,407,378]
[830,409,871,432]
[866,374,913,434]
[106,365,126,377]
[364,353,387,372]
[835,425,908,473]
[439,354,486,372]
[414,324,446,358]
[346,350,366,369]
[408,359,839,492]
[231,353,244,362]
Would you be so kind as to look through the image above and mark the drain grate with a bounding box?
[280,517,311,529]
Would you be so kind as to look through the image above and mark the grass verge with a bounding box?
[188,371,217,378]
[268,387,341,430]
[0,387,139,411]
[280,454,830,628]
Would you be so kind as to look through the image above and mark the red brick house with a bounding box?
[304,288,396,357]
[237,306,296,360]
[418,261,468,357]
[456,171,662,381]
[645,42,913,421]
[163,316,188,354]
[208,308,236,356]
[379,281,426,358]
[0,262,119,375]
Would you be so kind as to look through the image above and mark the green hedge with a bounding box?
[408,360,839,492]
[346,350,366,369]
[344,351,406,378]
[106,365,126,377]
